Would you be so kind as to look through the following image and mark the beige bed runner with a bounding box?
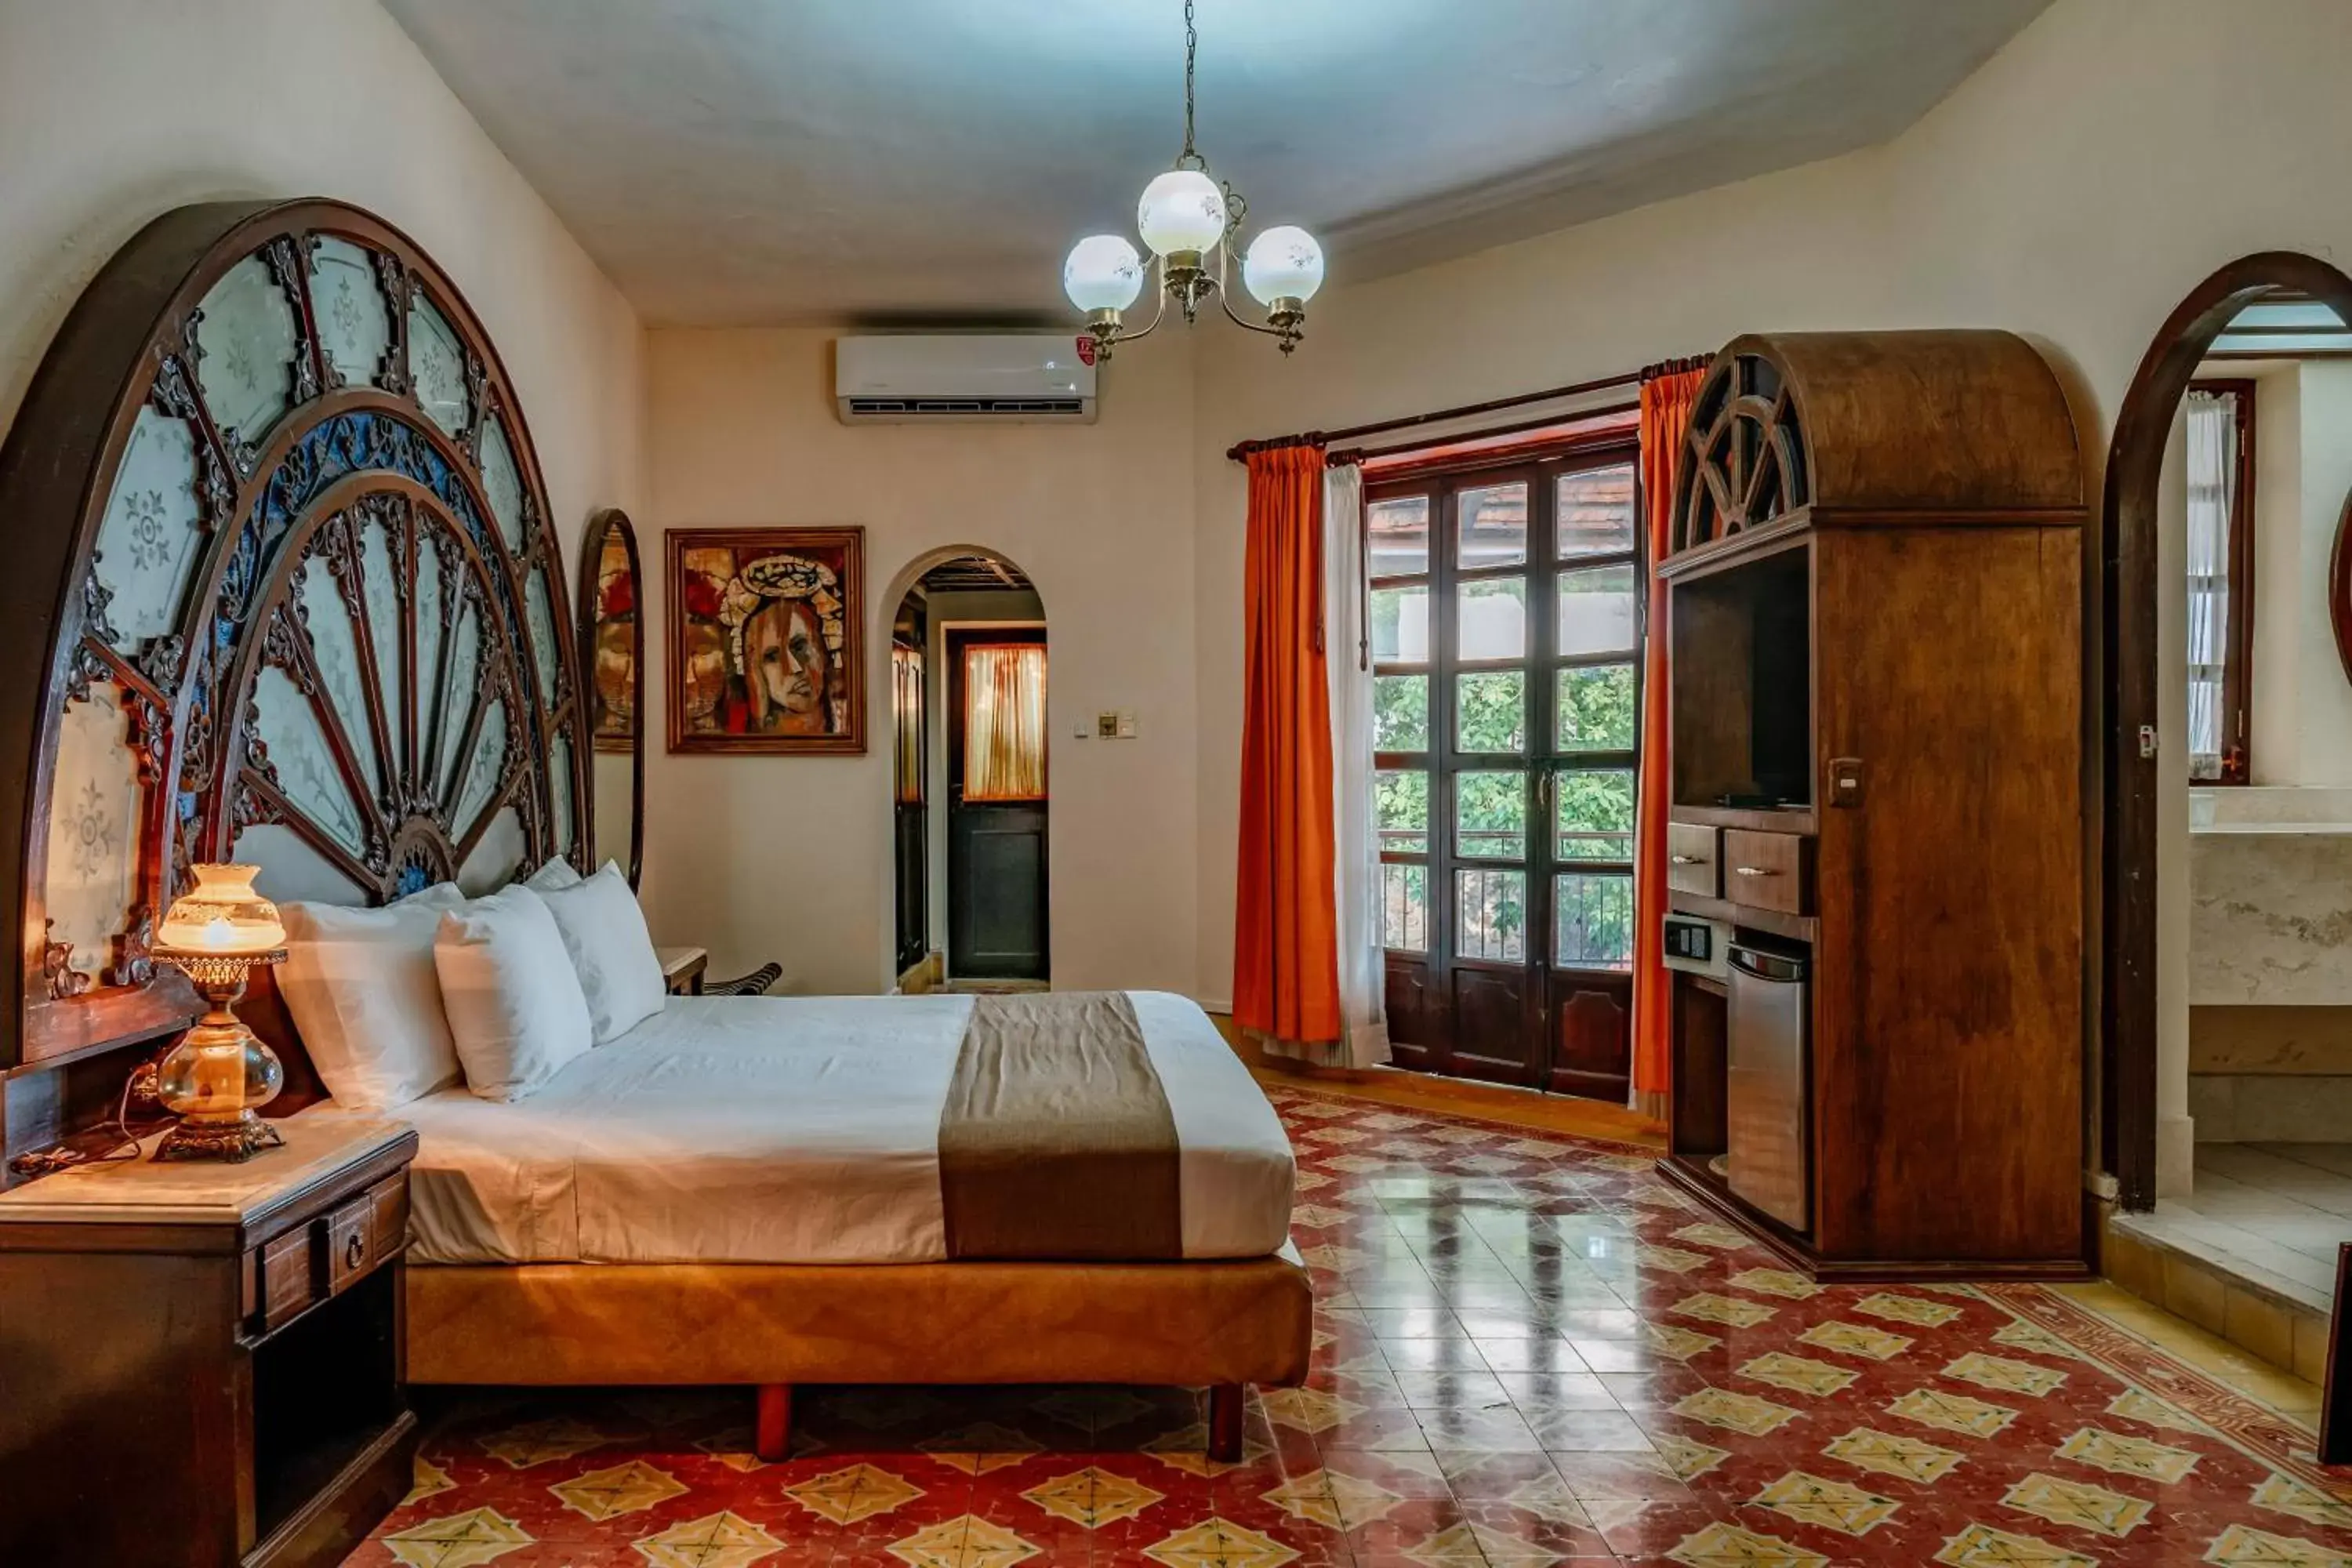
[938,991,1184,1259]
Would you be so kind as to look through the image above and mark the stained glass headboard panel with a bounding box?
[0,198,590,1073]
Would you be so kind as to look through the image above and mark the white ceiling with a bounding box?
[383,0,2050,327]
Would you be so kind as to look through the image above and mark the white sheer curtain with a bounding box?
[963,644,1047,800]
[1323,460,1391,1067]
[2184,390,2238,782]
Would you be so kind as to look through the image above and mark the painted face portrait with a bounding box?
[743,596,833,733]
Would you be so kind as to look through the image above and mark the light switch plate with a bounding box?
[1097,712,1120,738]
[1116,710,1138,739]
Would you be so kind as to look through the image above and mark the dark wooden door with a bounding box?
[947,627,1048,981]
[1371,448,1640,1098]
[891,604,927,978]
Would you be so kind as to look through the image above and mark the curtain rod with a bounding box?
[1225,353,1713,463]
[1327,398,1640,468]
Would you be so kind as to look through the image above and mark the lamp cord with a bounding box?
[5,1060,151,1178]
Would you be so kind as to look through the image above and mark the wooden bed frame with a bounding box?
[408,1254,1314,1461]
[0,196,1312,1465]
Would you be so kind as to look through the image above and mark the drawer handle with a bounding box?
[343,1232,367,1270]
[1670,854,1707,866]
[1733,866,1779,878]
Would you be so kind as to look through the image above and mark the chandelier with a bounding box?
[1062,0,1325,361]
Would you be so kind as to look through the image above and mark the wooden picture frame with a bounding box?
[666,527,866,755]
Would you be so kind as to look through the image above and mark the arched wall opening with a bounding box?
[2101,252,2352,1210]
[877,545,1049,992]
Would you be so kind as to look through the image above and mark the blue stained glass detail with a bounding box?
[395,862,430,898]
[213,409,546,773]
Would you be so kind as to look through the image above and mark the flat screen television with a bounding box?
[1670,545,1813,811]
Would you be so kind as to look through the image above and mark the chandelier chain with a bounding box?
[1178,0,1203,169]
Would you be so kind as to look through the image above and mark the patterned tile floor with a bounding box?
[351,1084,2352,1567]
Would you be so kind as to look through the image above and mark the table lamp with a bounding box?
[151,864,289,1162]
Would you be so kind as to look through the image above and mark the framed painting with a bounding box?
[666,527,866,754]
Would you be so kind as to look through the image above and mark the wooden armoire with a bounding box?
[1657,330,2087,1279]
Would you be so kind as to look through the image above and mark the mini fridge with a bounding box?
[1726,940,1809,1230]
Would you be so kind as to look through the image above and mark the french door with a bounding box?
[1370,446,1642,1097]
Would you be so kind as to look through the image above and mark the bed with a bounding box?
[0,195,1306,1468]
[303,987,1312,1459]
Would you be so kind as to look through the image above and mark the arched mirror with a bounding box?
[580,508,644,887]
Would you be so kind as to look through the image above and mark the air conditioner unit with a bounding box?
[834,334,1098,424]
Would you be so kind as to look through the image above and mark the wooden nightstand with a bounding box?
[0,1115,419,1567]
[658,945,709,995]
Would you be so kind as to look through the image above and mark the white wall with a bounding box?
[0,0,648,557]
[641,330,1199,994]
[2281,364,2352,781]
[2247,364,2309,781]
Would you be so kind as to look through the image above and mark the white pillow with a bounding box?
[433,884,594,1102]
[526,856,583,893]
[279,887,468,1110]
[536,862,666,1044]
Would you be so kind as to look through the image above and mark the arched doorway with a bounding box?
[884,549,1049,992]
[2103,252,2352,1209]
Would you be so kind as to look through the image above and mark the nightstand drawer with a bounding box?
[259,1224,319,1331]
[328,1174,405,1294]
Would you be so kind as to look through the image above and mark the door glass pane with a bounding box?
[1457,481,1528,568]
[1458,576,1526,659]
[963,644,1047,801]
[1455,770,1526,859]
[1372,585,1430,662]
[1558,463,1637,558]
[1556,769,1635,860]
[1455,670,1524,752]
[1558,662,1636,752]
[1555,871,1634,969]
[1558,564,1638,656]
[1368,495,1430,577]
[1376,770,1428,853]
[1381,864,1429,953]
[1457,867,1526,962]
[1374,674,1428,752]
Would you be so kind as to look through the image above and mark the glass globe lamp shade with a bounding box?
[1136,169,1229,257]
[158,862,286,955]
[1243,226,1326,306]
[1063,234,1145,313]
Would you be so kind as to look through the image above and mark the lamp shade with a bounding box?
[1243,226,1326,305]
[1063,234,1145,312]
[158,864,285,954]
[1136,169,1228,256]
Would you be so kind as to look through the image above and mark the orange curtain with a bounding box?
[1632,368,1705,1120]
[1234,444,1342,1048]
[963,644,1047,801]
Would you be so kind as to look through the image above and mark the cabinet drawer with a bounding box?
[259,1224,318,1332]
[1722,829,1811,915]
[1667,822,1719,897]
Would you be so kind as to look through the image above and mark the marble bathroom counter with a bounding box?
[2190,791,2352,1005]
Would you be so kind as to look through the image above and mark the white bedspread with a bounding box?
[308,991,1294,1265]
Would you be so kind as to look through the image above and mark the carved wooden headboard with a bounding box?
[0,198,590,1152]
